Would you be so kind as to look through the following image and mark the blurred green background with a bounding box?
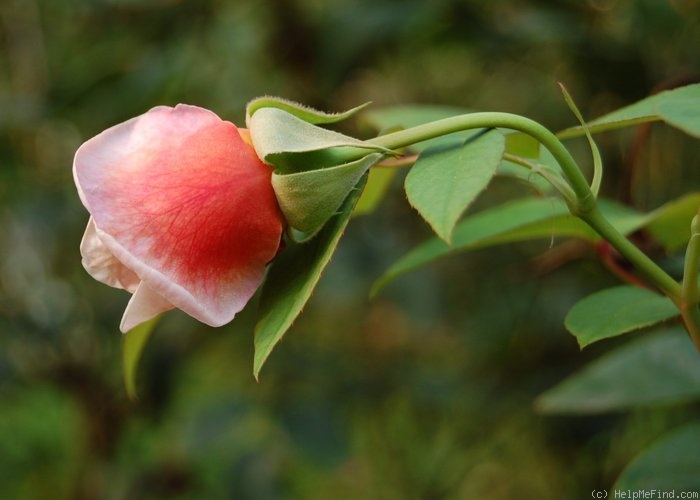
[2,0,700,498]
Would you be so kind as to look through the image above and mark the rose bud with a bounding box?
[73,104,284,332]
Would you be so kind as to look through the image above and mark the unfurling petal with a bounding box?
[120,281,174,332]
[74,104,284,331]
[80,217,140,293]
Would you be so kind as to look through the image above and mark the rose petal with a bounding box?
[120,281,174,333]
[80,217,140,293]
[74,104,283,328]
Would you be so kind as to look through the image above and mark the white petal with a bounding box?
[80,218,140,293]
[120,281,174,333]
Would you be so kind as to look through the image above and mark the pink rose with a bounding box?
[73,104,284,332]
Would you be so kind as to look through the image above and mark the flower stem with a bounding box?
[355,112,699,321]
[362,112,596,212]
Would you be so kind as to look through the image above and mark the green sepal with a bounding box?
[273,153,383,240]
[253,176,366,380]
[246,96,370,127]
[245,100,392,235]
[247,106,391,174]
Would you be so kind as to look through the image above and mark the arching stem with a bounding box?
[361,113,595,213]
[342,112,700,344]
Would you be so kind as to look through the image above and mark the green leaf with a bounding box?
[558,83,700,138]
[565,285,678,348]
[504,132,540,158]
[253,177,366,379]
[353,167,397,217]
[568,288,674,345]
[646,193,700,252]
[122,315,160,400]
[372,197,567,295]
[614,422,700,491]
[535,327,700,414]
[481,199,645,245]
[248,107,390,174]
[656,93,700,137]
[273,153,382,239]
[594,198,650,235]
[405,130,506,242]
[372,197,646,295]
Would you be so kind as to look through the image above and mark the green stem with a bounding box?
[359,112,595,212]
[502,152,577,204]
[585,209,700,350]
[354,111,687,303]
[581,207,682,300]
[348,112,700,340]
[679,304,700,354]
[682,214,700,305]
[680,214,700,352]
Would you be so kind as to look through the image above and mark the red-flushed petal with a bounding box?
[80,217,140,293]
[74,104,284,327]
[120,281,174,333]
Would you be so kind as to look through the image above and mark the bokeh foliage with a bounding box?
[1,0,700,498]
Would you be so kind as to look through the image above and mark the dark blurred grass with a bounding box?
[1,0,700,498]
